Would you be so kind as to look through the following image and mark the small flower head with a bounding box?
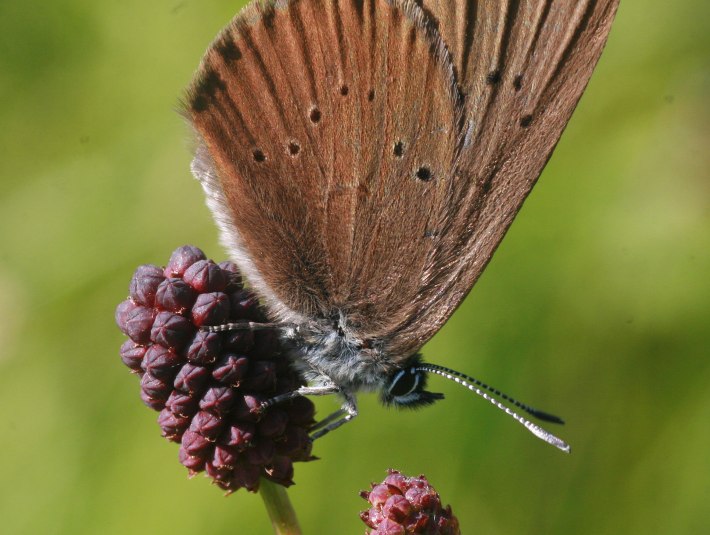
[116,245,316,493]
[360,470,460,535]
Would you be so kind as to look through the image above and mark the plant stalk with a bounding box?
[259,479,302,535]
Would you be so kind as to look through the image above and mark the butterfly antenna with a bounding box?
[416,364,571,453]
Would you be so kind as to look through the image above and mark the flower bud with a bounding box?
[116,246,317,493]
[361,470,460,534]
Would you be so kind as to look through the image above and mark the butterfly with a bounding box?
[184,0,619,452]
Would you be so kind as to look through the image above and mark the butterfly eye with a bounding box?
[388,368,420,398]
[382,364,443,409]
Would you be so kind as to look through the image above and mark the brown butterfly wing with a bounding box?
[383,0,620,358]
[186,0,463,332]
[187,0,619,363]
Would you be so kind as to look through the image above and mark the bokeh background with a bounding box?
[1,1,708,534]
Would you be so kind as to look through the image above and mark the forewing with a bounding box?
[384,0,620,357]
[186,0,463,328]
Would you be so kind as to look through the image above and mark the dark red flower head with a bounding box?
[116,245,316,493]
[360,469,460,535]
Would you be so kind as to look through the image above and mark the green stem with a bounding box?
[259,479,302,535]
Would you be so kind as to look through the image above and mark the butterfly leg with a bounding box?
[310,394,358,440]
[259,384,339,411]
[309,409,346,432]
[202,321,285,333]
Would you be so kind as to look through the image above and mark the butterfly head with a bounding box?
[381,355,444,409]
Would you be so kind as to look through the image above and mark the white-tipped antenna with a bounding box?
[416,364,571,453]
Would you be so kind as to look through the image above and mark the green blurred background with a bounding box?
[1,1,708,533]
